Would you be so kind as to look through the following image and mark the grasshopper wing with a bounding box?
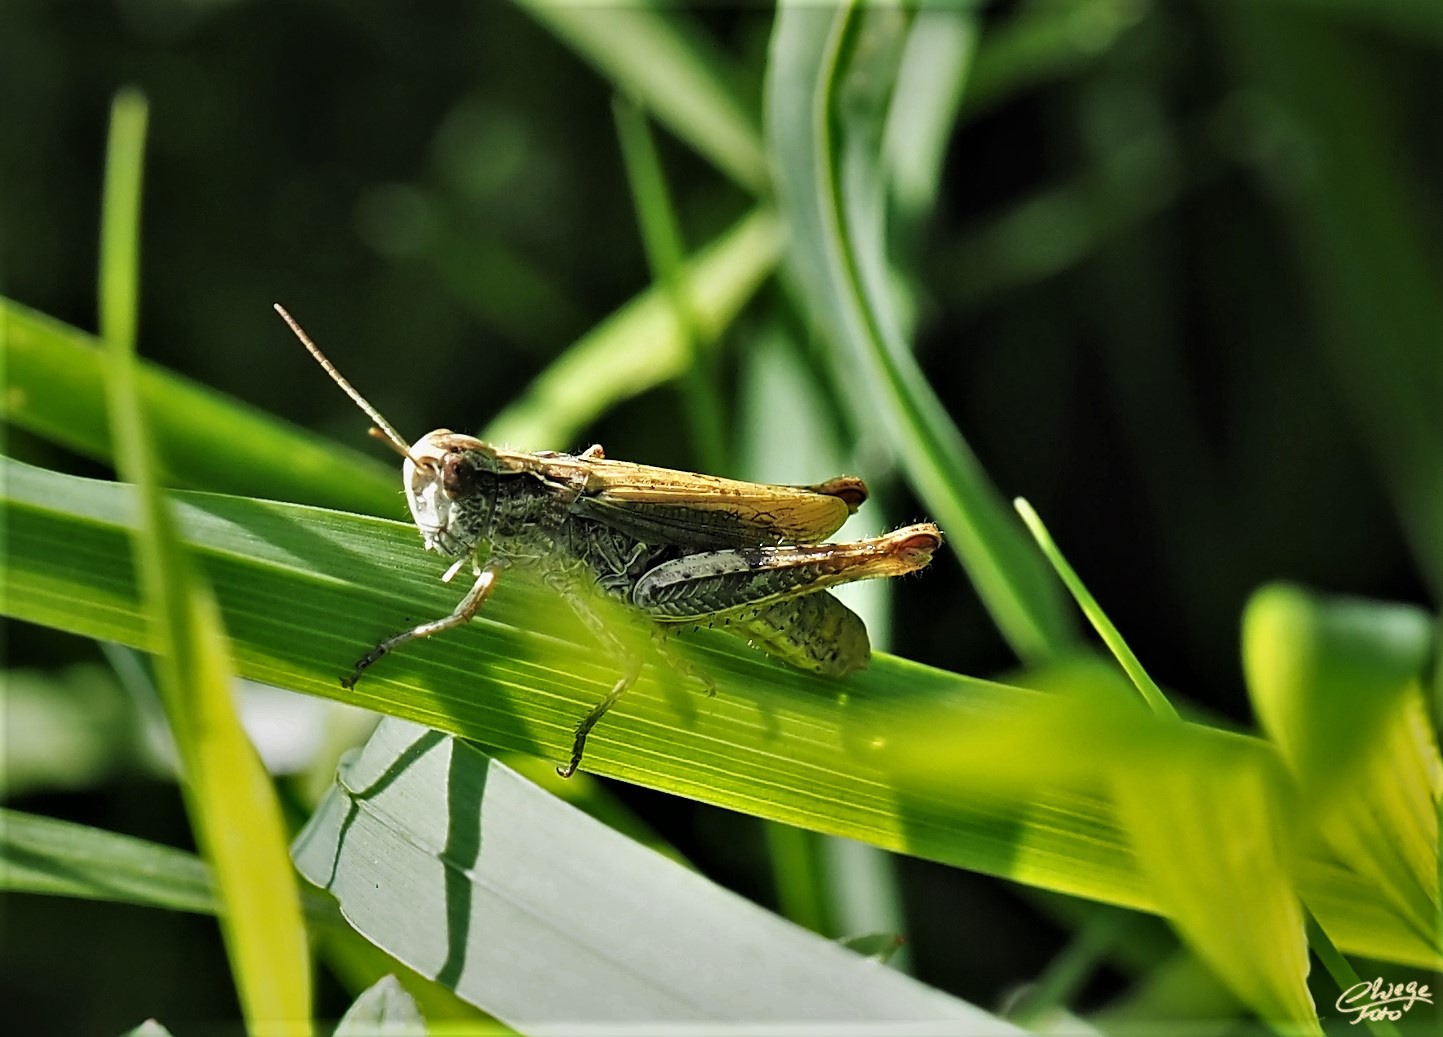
[573,459,867,547]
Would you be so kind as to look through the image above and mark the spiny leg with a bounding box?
[558,655,642,779]
[342,565,501,688]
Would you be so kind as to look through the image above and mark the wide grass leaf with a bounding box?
[0,297,394,515]
[3,457,1433,969]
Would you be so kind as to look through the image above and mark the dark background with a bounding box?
[3,0,1438,1030]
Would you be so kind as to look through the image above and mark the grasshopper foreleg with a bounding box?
[342,564,501,688]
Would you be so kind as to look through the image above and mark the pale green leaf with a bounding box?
[334,976,425,1037]
[293,719,1018,1030]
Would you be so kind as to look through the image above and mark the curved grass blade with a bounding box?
[765,1,1074,663]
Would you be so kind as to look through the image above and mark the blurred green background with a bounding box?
[3,0,1439,1031]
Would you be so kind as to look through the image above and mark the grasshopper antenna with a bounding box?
[273,303,425,467]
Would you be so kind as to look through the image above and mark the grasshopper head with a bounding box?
[403,430,495,558]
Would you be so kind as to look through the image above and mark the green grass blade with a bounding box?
[0,297,396,514]
[1016,498,1177,718]
[0,808,340,922]
[737,326,910,954]
[483,207,780,448]
[883,4,978,219]
[765,1,1075,664]
[4,457,1433,969]
[98,89,312,1033]
[0,808,217,914]
[293,718,1015,1029]
[513,0,768,194]
[612,95,728,473]
[961,0,1142,122]
[0,806,480,1022]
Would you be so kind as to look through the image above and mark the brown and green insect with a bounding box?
[277,305,942,777]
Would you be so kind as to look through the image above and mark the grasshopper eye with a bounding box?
[442,451,480,498]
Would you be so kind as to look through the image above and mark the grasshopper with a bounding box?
[277,305,942,776]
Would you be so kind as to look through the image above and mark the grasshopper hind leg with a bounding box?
[550,579,652,777]
[551,579,713,777]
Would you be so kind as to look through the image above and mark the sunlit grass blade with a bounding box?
[98,89,312,1034]
[0,808,334,920]
[1244,585,1441,954]
[1015,497,1177,717]
[765,1,1075,664]
[0,807,217,915]
[4,457,1434,969]
[513,0,768,194]
[1111,731,1320,1032]
[483,207,779,448]
[293,718,1017,1030]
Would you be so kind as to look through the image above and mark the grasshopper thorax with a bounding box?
[404,430,496,558]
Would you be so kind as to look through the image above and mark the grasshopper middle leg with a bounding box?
[549,578,654,777]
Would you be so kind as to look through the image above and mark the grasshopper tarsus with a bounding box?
[344,645,388,688]
[557,660,642,778]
